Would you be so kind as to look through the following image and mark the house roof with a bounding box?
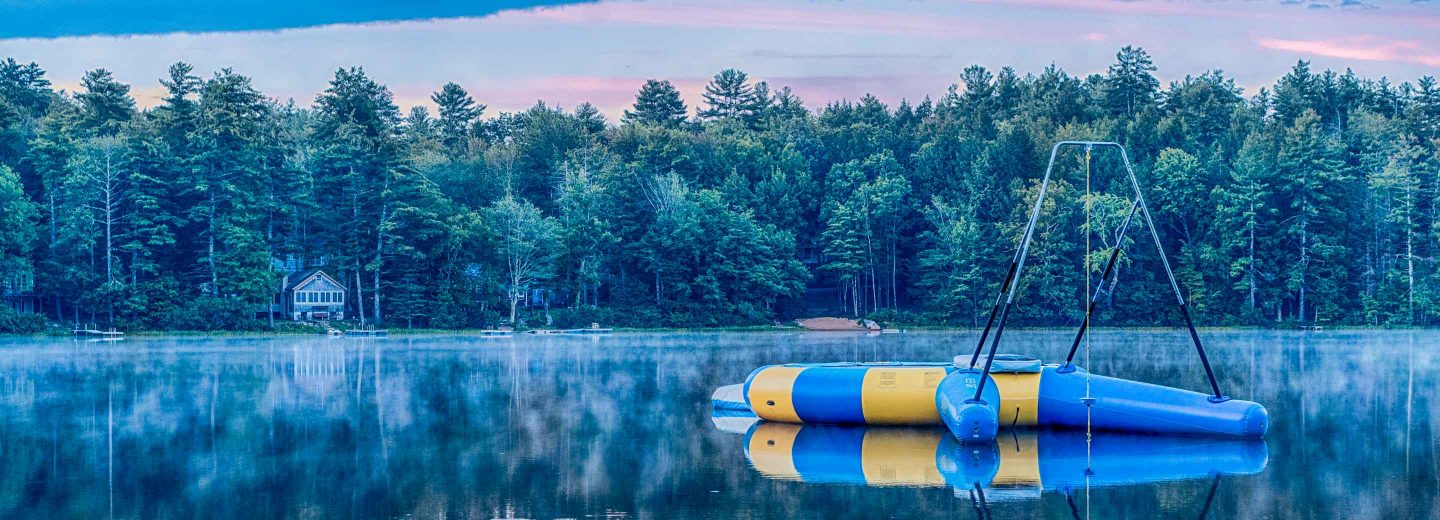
[284,269,345,293]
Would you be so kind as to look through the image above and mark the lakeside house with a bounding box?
[2,290,37,315]
[2,277,38,315]
[272,269,347,321]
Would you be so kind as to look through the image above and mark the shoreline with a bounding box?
[6,324,1425,338]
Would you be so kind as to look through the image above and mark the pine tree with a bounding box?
[573,102,606,135]
[0,58,52,118]
[555,149,618,307]
[0,59,51,166]
[1272,61,1318,127]
[0,165,36,297]
[699,69,761,123]
[1213,134,1278,319]
[917,197,985,322]
[75,69,135,137]
[431,82,483,156]
[1104,46,1160,117]
[314,67,405,325]
[1277,110,1349,323]
[192,69,273,305]
[820,200,865,316]
[623,79,687,128]
[116,119,180,325]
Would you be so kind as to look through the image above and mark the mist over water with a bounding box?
[0,330,1433,518]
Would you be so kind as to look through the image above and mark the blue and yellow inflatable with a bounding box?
[736,356,1267,442]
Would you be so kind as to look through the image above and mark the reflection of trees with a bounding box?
[0,331,1431,518]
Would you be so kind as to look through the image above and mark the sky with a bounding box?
[0,0,1437,120]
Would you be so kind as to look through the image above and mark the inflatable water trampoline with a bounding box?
[713,142,1269,443]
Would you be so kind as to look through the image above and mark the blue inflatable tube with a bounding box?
[743,362,960,425]
[1037,366,1268,438]
[734,359,1268,441]
[935,369,1000,443]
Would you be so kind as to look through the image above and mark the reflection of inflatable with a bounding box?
[740,421,1267,494]
[737,360,1268,439]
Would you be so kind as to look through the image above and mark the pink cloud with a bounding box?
[1256,36,1440,67]
[393,75,705,120]
[510,1,1002,38]
[392,72,956,121]
[967,0,1270,20]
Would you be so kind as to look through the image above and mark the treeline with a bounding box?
[0,46,1438,331]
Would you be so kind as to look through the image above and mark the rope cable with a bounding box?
[1084,146,1093,519]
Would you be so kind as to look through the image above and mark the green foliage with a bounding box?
[2,51,1440,331]
[156,295,265,331]
[0,165,36,291]
[0,306,44,333]
[1104,46,1160,117]
[623,79,688,128]
[699,69,764,125]
[431,82,483,155]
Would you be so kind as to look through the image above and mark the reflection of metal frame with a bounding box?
[971,141,1226,403]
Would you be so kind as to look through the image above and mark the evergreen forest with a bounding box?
[1,46,1439,332]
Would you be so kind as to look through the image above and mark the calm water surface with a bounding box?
[0,330,1434,519]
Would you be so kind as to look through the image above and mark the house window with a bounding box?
[322,292,331,303]
[334,291,342,302]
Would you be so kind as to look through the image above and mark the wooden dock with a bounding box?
[71,327,124,340]
[528,323,613,335]
[343,329,388,338]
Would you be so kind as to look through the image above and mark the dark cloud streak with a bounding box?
[0,0,592,39]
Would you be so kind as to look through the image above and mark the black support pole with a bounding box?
[1117,145,1229,403]
[971,302,1013,402]
[968,261,1018,368]
[1180,303,1227,402]
[1060,198,1141,371]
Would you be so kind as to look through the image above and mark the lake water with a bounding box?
[0,330,1433,519]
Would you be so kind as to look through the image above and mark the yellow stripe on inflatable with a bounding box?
[990,372,1042,426]
[992,432,1041,486]
[747,366,805,423]
[747,422,803,481]
[859,428,948,486]
[860,367,948,425]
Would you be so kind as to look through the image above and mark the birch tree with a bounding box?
[488,194,560,324]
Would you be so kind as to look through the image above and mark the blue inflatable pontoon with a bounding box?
[734,357,1267,440]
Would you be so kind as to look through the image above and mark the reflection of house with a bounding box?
[277,269,346,321]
